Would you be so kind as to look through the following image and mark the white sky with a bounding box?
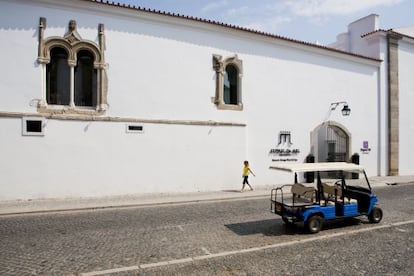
[116,0,413,44]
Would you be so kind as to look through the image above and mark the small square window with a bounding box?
[22,117,45,136]
[126,124,144,133]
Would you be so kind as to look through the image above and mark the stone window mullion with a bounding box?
[69,62,75,108]
[40,63,47,107]
[96,64,105,111]
[216,69,224,106]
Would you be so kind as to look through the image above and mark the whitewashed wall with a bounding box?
[0,0,380,200]
[328,14,381,59]
[398,39,414,175]
[377,39,390,177]
[0,117,246,199]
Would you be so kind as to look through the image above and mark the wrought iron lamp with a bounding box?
[324,101,351,122]
[340,104,351,116]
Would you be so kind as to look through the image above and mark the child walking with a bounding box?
[241,160,255,192]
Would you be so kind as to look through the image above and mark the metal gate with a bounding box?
[316,124,350,178]
[326,125,348,162]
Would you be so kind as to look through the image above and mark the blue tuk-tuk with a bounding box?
[270,162,383,233]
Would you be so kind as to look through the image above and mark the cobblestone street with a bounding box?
[0,184,413,275]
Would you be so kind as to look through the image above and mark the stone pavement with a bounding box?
[0,175,413,216]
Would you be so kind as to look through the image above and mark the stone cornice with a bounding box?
[0,111,246,127]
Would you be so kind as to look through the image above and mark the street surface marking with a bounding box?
[80,219,414,276]
[80,265,139,276]
[140,258,193,269]
[201,246,211,255]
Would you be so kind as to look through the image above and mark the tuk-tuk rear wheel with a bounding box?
[306,215,323,234]
[368,206,383,223]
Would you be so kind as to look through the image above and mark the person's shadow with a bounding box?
[221,189,242,193]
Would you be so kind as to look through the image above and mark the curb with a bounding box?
[1,179,413,217]
[0,193,269,217]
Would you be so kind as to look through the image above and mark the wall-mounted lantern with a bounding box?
[340,104,351,116]
[324,101,351,121]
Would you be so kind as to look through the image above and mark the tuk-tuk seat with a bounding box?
[291,183,315,202]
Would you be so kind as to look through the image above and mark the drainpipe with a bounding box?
[377,66,381,176]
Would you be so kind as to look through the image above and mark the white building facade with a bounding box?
[330,14,414,176]
[0,0,388,200]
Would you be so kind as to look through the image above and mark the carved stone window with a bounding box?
[75,50,97,107]
[46,47,70,105]
[212,54,243,110]
[37,18,107,115]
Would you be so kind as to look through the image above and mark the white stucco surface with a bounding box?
[0,0,391,200]
[398,40,414,175]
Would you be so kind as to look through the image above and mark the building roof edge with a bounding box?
[82,0,381,63]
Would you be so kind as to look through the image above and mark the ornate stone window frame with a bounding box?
[212,54,243,111]
[37,17,107,115]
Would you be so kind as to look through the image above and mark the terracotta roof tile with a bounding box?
[362,29,414,41]
[85,0,381,62]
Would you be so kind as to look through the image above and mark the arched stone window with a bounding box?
[46,47,70,105]
[75,50,97,107]
[223,64,239,105]
[212,54,243,110]
[37,18,106,115]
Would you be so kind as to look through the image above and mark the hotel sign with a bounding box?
[269,131,300,162]
[361,140,371,154]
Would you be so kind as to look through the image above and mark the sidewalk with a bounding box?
[1,175,413,216]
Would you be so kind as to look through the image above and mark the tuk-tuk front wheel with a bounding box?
[306,215,323,234]
[368,206,383,223]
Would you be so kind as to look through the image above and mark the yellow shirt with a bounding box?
[243,166,250,176]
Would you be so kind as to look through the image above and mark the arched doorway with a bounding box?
[311,121,352,163]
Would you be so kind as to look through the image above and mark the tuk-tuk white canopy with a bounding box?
[269,162,365,173]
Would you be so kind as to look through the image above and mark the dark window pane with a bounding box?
[46,47,70,105]
[128,125,143,131]
[75,50,97,107]
[223,64,238,105]
[26,120,42,133]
